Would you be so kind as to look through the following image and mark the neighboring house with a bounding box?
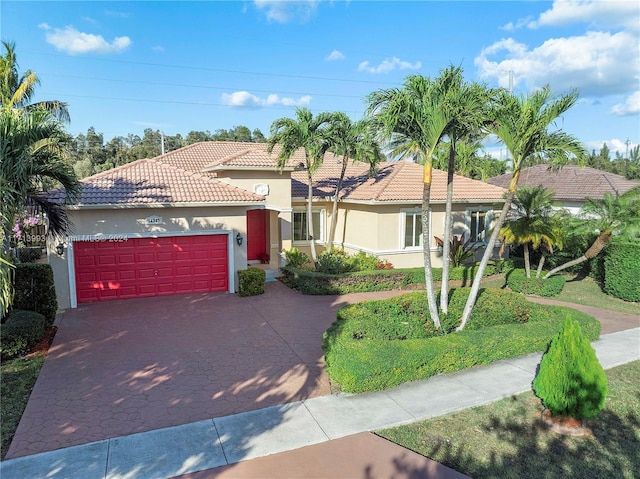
[488,165,640,214]
[48,141,507,309]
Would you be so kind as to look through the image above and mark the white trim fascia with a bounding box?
[340,242,441,255]
[338,198,505,206]
[203,165,295,172]
[65,201,265,210]
[67,229,236,308]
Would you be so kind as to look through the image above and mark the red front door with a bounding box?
[246,209,267,261]
[74,235,228,303]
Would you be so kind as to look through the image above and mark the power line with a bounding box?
[26,50,401,86]
[46,73,365,99]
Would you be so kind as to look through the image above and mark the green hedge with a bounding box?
[238,268,266,297]
[17,247,43,263]
[13,264,58,326]
[506,269,566,297]
[604,241,640,302]
[0,309,46,359]
[322,289,600,393]
[281,262,505,295]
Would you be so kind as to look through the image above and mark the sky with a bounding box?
[2,0,639,157]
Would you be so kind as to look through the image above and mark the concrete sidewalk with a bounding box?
[1,328,638,479]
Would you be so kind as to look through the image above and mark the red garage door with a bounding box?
[74,235,228,303]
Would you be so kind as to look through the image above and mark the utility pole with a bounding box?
[625,138,630,159]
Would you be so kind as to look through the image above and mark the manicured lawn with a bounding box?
[378,360,640,479]
[1,354,45,459]
[481,273,640,316]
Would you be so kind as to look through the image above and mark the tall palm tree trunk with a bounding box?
[543,231,612,279]
[423,165,441,328]
[440,143,456,314]
[327,155,348,253]
[536,252,547,278]
[306,171,318,263]
[523,243,531,278]
[458,172,520,331]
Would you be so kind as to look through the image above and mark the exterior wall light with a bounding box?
[236,233,243,246]
[56,243,65,255]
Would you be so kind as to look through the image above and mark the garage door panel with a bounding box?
[74,234,229,303]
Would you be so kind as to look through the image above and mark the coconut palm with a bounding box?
[267,107,333,262]
[325,113,383,252]
[543,187,640,278]
[0,107,80,248]
[1,41,70,121]
[367,72,458,328]
[499,186,564,278]
[458,87,587,330]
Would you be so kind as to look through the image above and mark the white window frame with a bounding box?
[400,208,432,250]
[465,207,494,244]
[292,208,325,244]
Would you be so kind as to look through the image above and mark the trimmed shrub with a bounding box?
[323,297,600,393]
[533,316,608,419]
[13,263,58,326]
[506,269,566,297]
[604,241,640,302]
[17,247,43,263]
[0,309,46,359]
[347,250,380,272]
[238,268,266,297]
[316,250,353,275]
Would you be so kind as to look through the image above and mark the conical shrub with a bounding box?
[533,315,608,419]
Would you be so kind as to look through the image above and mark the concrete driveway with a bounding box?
[6,281,405,459]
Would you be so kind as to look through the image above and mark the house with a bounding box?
[48,141,507,309]
[488,165,640,214]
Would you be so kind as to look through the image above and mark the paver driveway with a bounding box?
[6,281,405,458]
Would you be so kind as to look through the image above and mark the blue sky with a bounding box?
[2,0,639,157]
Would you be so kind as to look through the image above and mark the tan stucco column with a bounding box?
[278,210,292,267]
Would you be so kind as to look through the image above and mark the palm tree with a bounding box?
[458,87,587,331]
[499,186,563,278]
[325,113,383,252]
[437,70,492,314]
[543,187,640,278]
[367,73,456,328]
[267,107,333,263]
[0,108,80,249]
[1,41,70,121]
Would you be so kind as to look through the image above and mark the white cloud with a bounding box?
[38,23,50,30]
[253,0,318,24]
[221,91,312,107]
[585,138,637,155]
[500,16,533,32]
[611,91,640,116]
[529,0,639,30]
[82,16,97,24]
[325,49,345,61]
[358,57,422,74]
[44,25,132,54]
[151,45,165,53]
[474,31,639,97]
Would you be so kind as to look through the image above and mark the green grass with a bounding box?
[1,354,45,459]
[481,274,640,316]
[378,361,640,479]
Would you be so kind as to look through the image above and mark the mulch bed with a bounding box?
[26,326,57,358]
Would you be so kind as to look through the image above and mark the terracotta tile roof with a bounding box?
[487,165,640,201]
[52,158,264,205]
[292,160,507,202]
[156,141,303,172]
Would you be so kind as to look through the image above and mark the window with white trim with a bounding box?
[466,208,492,243]
[293,210,324,242]
[402,209,430,249]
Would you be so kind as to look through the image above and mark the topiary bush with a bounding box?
[603,241,640,302]
[13,263,58,326]
[238,267,266,296]
[282,247,311,269]
[506,269,566,297]
[316,250,353,274]
[0,309,46,359]
[533,316,608,420]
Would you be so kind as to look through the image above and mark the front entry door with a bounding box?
[247,209,267,261]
